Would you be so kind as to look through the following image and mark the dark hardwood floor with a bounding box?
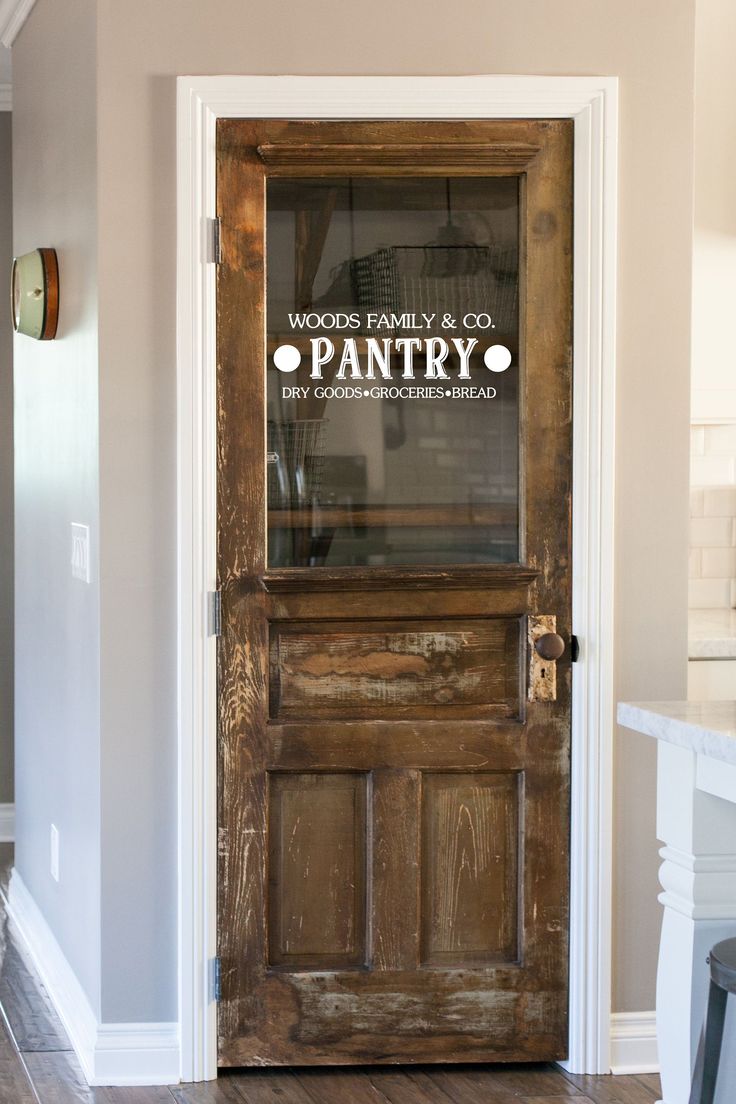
[0,845,660,1104]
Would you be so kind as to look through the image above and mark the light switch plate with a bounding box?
[70,523,90,583]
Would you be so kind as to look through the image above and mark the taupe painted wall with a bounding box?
[0,112,12,807]
[12,0,694,1024]
[95,0,694,1020]
[13,0,101,1013]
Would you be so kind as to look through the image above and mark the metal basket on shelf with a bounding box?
[351,245,518,335]
[267,418,328,510]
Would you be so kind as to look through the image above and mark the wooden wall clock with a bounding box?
[11,248,59,340]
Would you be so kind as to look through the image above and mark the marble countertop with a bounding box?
[618,700,736,766]
[689,608,736,658]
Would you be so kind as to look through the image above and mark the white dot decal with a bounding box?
[273,344,302,373]
[483,344,512,373]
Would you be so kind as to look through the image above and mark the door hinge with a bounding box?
[207,590,222,637]
[570,634,580,663]
[207,216,222,264]
[210,956,221,1003]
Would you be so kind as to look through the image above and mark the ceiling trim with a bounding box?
[0,0,36,47]
[0,83,10,110]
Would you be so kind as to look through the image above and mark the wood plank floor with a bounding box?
[0,846,660,1104]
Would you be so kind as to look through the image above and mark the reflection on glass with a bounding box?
[266,177,519,568]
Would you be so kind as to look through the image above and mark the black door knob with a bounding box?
[534,632,565,661]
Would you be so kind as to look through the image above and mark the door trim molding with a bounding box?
[176,74,618,1082]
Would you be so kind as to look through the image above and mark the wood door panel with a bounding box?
[268,773,367,969]
[217,117,572,1066]
[420,773,520,966]
[219,967,565,1065]
[266,724,527,772]
[269,619,521,721]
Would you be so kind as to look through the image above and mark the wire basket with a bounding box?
[267,419,328,509]
[351,245,518,336]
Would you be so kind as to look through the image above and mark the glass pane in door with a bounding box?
[266,176,519,568]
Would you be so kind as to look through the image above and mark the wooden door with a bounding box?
[216,119,573,1067]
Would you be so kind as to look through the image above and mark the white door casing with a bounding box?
[176,74,618,1082]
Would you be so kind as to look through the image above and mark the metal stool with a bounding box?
[689,938,736,1104]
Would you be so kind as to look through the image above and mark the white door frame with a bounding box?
[176,74,618,1083]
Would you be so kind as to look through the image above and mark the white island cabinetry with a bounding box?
[618,701,736,1104]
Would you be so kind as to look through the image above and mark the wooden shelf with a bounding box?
[268,503,517,529]
[262,562,537,593]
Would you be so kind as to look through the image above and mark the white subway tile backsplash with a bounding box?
[705,424,736,454]
[691,426,705,456]
[691,455,735,486]
[704,487,736,516]
[689,578,733,608]
[689,423,736,608]
[690,516,735,548]
[701,547,736,578]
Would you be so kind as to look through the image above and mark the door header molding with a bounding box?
[255,140,542,172]
[176,73,618,1083]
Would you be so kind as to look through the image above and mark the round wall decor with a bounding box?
[11,248,59,340]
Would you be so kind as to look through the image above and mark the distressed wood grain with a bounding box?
[217,118,572,1066]
[268,774,367,968]
[257,141,541,173]
[217,123,270,1051]
[421,774,520,966]
[269,619,520,720]
[371,770,420,971]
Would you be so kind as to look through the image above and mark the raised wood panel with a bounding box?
[269,619,521,721]
[221,967,564,1064]
[421,773,520,966]
[268,773,367,969]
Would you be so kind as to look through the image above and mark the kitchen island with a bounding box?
[618,700,736,1104]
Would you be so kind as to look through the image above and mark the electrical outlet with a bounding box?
[70,523,90,583]
[50,824,59,882]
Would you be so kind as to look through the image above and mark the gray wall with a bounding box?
[13,0,101,1014]
[11,0,694,1025]
[0,112,12,807]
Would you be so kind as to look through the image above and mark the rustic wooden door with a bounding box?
[216,119,573,1067]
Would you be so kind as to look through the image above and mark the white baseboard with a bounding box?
[0,802,15,842]
[2,864,658,1083]
[5,870,179,1085]
[610,1011,659,1074]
